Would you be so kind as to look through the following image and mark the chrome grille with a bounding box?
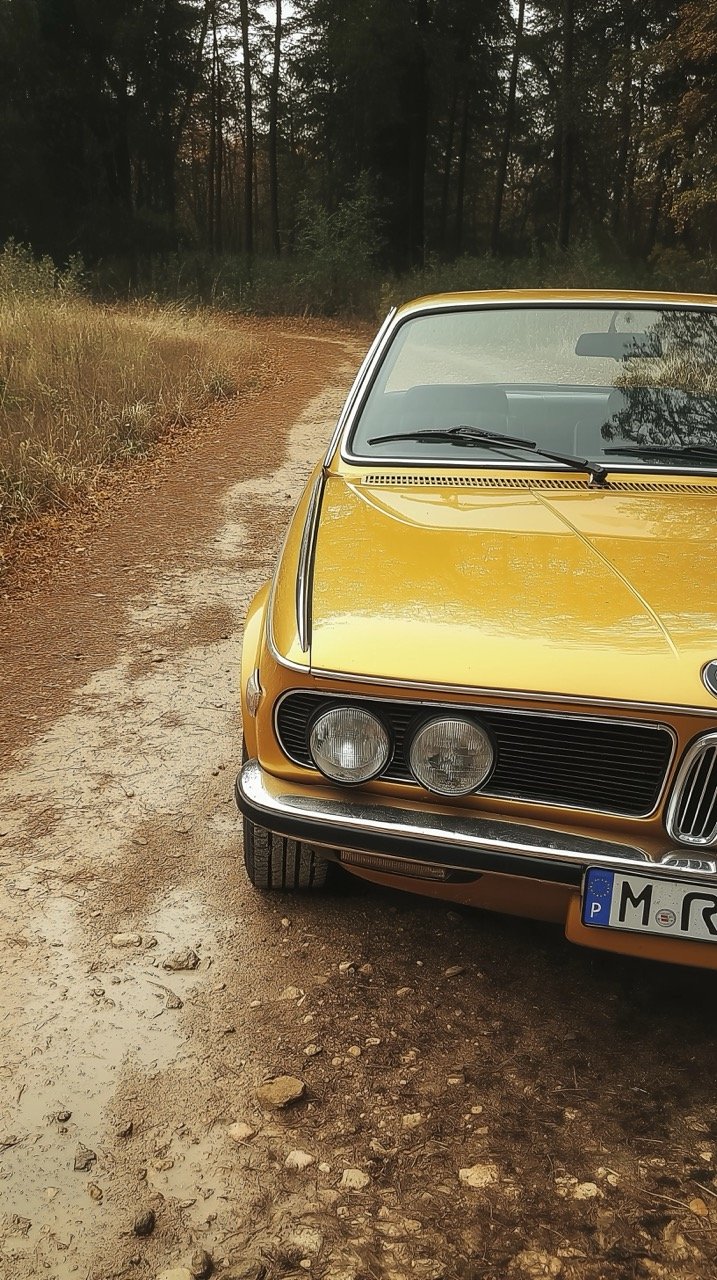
[668,734,717,846]
[276,691,675,818]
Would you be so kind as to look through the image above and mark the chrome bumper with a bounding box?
[235,760,717,888]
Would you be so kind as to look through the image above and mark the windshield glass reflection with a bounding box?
[350,305,717,468]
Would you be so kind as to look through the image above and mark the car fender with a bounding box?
[240,581,270,755]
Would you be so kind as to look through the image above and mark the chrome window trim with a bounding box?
[666,731,717,846]
[345,456,717,478]
[273,687,677,821]
[295,473,325,653]
[323,306,397,467]
[338,298,717,473]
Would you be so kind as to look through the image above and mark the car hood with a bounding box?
[308,474,717,706]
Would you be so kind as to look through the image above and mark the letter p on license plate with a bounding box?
[582,867,717,943]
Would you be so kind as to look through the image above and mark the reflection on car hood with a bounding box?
[308,474,717,706]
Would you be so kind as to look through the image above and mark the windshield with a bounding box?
[347,304,717,468]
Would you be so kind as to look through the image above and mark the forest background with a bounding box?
[2,0,717,314]
[2,0,717,533]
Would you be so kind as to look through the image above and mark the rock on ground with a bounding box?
[255,1074,307,1109]
[340,1168,370,1190]
[459,1163,499,1189]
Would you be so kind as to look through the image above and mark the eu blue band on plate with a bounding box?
[582,869,616,927]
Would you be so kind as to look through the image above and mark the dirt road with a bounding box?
[1,321,716,1280]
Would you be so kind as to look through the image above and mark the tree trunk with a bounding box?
[238,0,254,256]
[177,0,213,143]
[407,0,429,268]
[454,89,470,254]
[207,17,216,251]
[438,87,457,254]
[610,27,633,235]
[625,52,644,249]
[557,0,575,249]
[490,0,525,255]
[643,160,667,258]
[268,0,282,255]
[214,16,224,253]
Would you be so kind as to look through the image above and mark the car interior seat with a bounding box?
[399,384,510,434]
[573,389,628,455]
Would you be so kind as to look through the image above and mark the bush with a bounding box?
[292,177,383,314]
[92,180,385,317]
[0,242,265,534]
[0,239,85,300]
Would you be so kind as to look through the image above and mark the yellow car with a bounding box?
[236,290,717,970]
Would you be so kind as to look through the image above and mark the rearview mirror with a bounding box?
[575,331,663,360]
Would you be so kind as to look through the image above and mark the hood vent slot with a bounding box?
[361,473,717,495]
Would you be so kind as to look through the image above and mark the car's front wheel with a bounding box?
[242,816,330,891]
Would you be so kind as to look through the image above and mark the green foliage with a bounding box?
[91,182,386,316]
[386,242,717,315]
[0,239,85,300]
[85,236,717,324]
[293,178,383,314]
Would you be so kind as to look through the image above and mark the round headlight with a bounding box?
[309,705,391,784]
[409,717,494,796]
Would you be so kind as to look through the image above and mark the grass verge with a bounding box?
[0,243,261,538]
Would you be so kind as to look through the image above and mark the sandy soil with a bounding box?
[1,319,717,1280]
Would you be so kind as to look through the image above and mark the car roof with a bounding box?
[394,288,717,318]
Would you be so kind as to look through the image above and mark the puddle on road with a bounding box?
[0,886,219,1271]
[0,896,192,1264]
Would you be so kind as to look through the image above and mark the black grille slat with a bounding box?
[276,693,674,818]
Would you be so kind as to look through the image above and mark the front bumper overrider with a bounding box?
[235,759,717,889]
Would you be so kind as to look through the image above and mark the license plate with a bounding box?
[582,867,717,944]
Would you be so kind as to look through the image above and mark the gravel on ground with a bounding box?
[1,319,716,1280]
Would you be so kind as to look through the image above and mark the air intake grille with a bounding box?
[276,692,674,818]
[361,473,717,494]
[668,735,717,845]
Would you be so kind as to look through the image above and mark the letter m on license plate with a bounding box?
[582,868,717,943]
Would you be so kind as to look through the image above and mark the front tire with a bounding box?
[243,816,330,890]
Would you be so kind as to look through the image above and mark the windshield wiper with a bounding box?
[603,444,717,462]
[367,426,609,486]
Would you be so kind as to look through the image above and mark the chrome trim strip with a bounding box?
[237,759,717,884]
[662,853,717,874]
[273,688,677,821]
[389,297,717,318]
[264,310,398,665]
[265,520,309,672]
[266,613,309,672]
[323,307,397,467]
[345,455,717,478]
[296,474,325,653]
[667,732,717,846]
[304,665,712,719]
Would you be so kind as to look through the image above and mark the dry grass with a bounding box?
[0,246,260,530]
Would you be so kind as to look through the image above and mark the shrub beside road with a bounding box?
[0,242,265,535]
